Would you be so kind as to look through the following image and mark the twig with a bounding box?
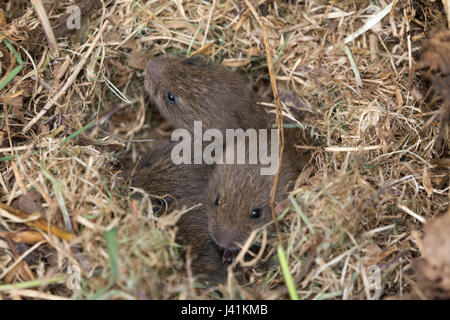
[398,205,426,224]
[0,241,44,281]
[97,128,153,143]
[30,0,59,57]
[22,21,109,134]
[201,0,217,47]
[327,1,396,51]
[0,203,74,241]
[244,0,284,243]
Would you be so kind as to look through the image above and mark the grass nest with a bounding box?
[0,0,449,299]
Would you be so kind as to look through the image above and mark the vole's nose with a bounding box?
[215,227,240,249]
[145,56,165,83]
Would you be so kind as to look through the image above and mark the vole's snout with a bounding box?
[145,57,165,84]
[215,227,244,264]
[215,227,240,250]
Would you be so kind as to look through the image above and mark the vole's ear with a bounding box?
[183,55,208,67]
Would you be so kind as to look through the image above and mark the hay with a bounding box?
[0,0,448,299]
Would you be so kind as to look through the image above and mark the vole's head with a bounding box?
[203,162,296,264]
[144,55,266,131]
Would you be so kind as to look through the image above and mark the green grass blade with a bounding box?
[0,275,66,291]
[0,33,24,91]
[0,156,14,162]
[40,159,72,232]
[277,243,299,300]
[60,119,96,146]
[105,227,119,284]
[289,195,315,235]
[343,45,363,87]
[89,228,119,300]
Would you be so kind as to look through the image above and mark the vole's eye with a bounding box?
[214,196,220,206]
[166,91,176,104]
[250,208,262,219]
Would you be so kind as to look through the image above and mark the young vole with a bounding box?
[202,145,303,264]
[130,140,213,206]
[176,206,227,282]
[129,141,226,281]
[144,55,272,131]
[135,54,311,281]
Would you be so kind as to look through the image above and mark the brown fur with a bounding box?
[144,55,272,131]
[204,162,298,247]
[131,140,213,204]
[202,141,305,264]
[133,55,311,281]
[130,141,226,281]
[176,206,227,282]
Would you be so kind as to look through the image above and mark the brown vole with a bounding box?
[202,144,303,264]
[129,141,226,280]
[131,139,305,279]
[136,54,311,280]
[144,55,272,131]
[130,140,213,206]
[175,206,227,282]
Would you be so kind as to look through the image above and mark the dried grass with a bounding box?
[0,0,448,300]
